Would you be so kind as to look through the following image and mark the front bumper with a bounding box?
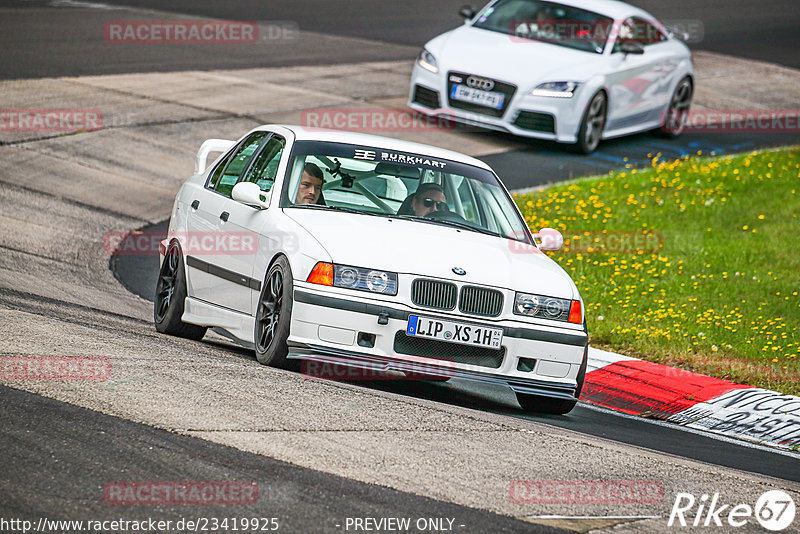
[288,285,588,401]
[289,343,579,400]
[408,62,585,144]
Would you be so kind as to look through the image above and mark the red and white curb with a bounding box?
[581,348,800,451]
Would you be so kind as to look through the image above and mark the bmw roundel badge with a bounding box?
[452,267,466,276]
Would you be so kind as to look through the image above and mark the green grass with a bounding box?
[514,147,800,395]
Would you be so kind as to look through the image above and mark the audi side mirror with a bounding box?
[232,182,270,209]
[459,5,476,21]
[620,41,645,55]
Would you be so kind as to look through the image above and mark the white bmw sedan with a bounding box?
[408,0,694,153]
[155,125,588,414]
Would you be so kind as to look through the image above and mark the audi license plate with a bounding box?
[406,315,503,350]
[450,84,505,109]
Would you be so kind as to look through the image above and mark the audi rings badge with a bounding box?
[466,76,495,91]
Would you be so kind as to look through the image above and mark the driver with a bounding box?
[294,163,325,205]
[406,183,447,217]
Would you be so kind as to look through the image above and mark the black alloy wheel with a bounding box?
[255,256,295,369]
[153,242,207,340]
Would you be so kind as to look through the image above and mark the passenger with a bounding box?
[398,183,447,216]
[294,163,325,205]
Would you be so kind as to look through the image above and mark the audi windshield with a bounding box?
[472,0,613,54]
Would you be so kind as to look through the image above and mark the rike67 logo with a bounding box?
[669,490,796,531]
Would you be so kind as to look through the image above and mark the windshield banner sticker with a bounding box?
[380,151,447,169]
[352,148,448,169]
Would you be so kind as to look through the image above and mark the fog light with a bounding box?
[357,332,376,348]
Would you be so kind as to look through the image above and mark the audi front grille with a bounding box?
[446,71,517,118]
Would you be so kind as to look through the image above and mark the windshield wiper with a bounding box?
[434,219,504,238]
[288,203,328,210]
[288,204,385,217]
[395,214,504,238]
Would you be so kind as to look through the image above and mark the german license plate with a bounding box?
[406,315,503,349]
[450,84,505,109]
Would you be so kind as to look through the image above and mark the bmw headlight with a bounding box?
[531,81,579,98]
[335,265,398,295]
[308,262,398,295]
[514,292,582,323]
[417,49,439,73]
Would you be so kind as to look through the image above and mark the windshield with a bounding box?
[473,0,613,54]
[281,141,532,244]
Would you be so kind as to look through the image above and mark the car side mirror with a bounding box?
[459,5,476,20]
[231,182,270,209]
[664,24,690,42]
[620,41,645,55]
[534,228,563,251]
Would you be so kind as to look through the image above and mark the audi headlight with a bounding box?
[417,49,439,73]
[531,81,579,98]
[514,292,582,323]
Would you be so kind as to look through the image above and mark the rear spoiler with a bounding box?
[194,139,235,175]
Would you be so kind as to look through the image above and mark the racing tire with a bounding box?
[656,76,693,138]
[254,255,297,370]
[572,91,607,154]
[154,242,207,340]
[515,339,588,415]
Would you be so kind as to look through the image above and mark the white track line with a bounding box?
[525,515,660,520]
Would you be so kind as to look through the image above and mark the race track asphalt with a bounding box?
[0,384,567,533]
[2,2,799,531]
[1,0,798,79]
[113,220,800,485]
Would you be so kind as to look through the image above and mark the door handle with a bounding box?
[191,200,200,209]
[220,211,230,222]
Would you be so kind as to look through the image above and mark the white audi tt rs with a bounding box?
[155,125,588,414]
[408,0,694,153]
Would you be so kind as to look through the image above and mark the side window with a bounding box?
[457,177,479,224]
[241,135,285,192]
[207,131,268,197]
[471,181,516,236]
[614,17,665,52]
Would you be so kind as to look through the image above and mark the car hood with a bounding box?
[285,209,577,299]
[431,25,601,87]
